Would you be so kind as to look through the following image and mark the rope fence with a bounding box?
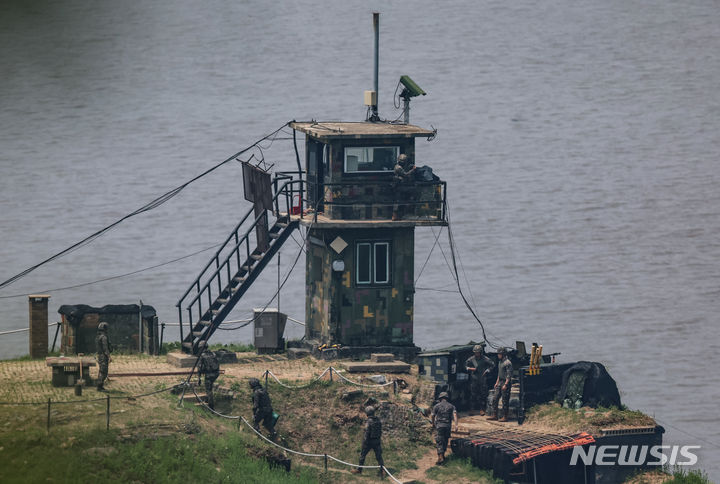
[185,386,402,483]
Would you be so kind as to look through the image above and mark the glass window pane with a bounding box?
[344,146,399,173]
[374,243,389,283]
[357,243,371,284]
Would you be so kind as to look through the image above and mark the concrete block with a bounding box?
[344,361,411,373]
[166,352,197,368]
[370,353,394,363]
[287,347,311,360]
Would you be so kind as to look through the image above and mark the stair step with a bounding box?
[192,331,204,337]
[199,320,211,326]
[276,222,288,228]
[233,276,246,283]
[216,298,228,304]
[182,342,194,349]
[211,309,220,315]
[241,265,251,271]
[269,232,280,239]
[250,254,263,261]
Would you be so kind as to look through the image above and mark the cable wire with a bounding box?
[0,243,222,299]
[0,123,291,292]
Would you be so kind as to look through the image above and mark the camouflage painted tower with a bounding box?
[289,121,447,359]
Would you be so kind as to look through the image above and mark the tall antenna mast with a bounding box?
[365,12,380,122]
[372,12,379,121]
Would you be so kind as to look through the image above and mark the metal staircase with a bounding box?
[176,178,303,354]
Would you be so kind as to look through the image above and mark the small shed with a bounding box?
[58,304,159,355]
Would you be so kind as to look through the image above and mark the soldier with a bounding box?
[198,345,220,410]
[95,322,112,391]
[465,343,495,415]
[351,406,385,478]
[249,378,277,438]
[431,392,458,465]
[392,153,416,221]
[487,347,513,422]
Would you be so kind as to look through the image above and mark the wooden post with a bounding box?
[329,367,333,382]
[46,398,51,434]
[29,295,50,358]
[264,370,269,389]
[324,454,328,471]
[106,395,110,430]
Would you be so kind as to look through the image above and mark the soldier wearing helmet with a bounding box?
[249,378,276,438]
[197,343,220,410]
[352,405,385,477]
[392,153,417,221]
[465,342,495,415]
[95,321,112,391]
[487,347,514,422]
[431,392,458,465]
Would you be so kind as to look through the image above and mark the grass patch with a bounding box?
[425,456,503,483]
[160,341,255,354]
[525,402,656,434]
[0,425,319,484]
[664,468,712,484]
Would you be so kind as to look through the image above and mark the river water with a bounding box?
[1,0,718,478]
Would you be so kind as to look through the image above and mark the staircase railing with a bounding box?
[176,177,305,349]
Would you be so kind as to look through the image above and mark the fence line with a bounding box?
[186,388,402,483]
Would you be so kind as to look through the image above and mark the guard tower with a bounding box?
[288,121,447,359]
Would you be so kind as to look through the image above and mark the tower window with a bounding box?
[356,241,391,285]
[344,146,399,173]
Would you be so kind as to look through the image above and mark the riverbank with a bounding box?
[0,353,709,483]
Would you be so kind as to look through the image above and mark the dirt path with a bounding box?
[398,448,440,483]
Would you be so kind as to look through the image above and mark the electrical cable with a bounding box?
[0,123,291,292]
[414,225,444,284]
[0,243,222,299]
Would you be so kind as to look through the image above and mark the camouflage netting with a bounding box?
[556,361,621,408]
[58,304,157,325]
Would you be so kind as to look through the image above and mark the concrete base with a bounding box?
[303,341,420,362]
[344,361,411,373]
[287,347,311,359]
[166,352,198,368]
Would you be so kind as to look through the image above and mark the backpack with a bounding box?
[368,417,382,439]
[201,351,220,374]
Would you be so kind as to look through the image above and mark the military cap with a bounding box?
[438,392,449,400]
[365,406,375,416]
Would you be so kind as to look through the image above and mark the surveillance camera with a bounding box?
[399,75,426,98]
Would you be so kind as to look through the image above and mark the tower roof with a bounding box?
[289,121,434,141]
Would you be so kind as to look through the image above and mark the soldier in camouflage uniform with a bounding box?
[431,392,457,465]
[465,343,495,415]
[198,345,220,410]
[392,154,416,221]
[351,406,385,478]
[249,378,277,438]
[487,347,513,422]
[95,322,112,391]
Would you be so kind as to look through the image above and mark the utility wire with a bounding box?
[0,243,222,299]
[0,123,291,292]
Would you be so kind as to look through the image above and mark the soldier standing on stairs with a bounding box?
[198,344,220,410]
[95,322,112,392]
[487,347,513,422]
